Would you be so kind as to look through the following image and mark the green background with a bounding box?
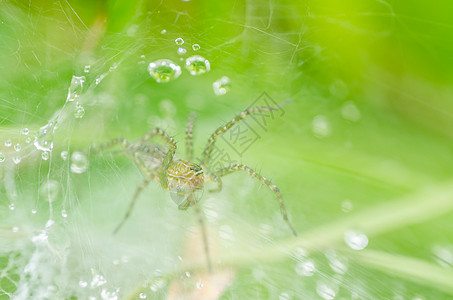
[1,0,453,299]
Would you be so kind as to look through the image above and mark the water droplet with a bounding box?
[70,152,88,174]
[293,247,308,260]
[32,231,48,243]
[341,101,361,122]
[279,292,291,300]
[177,47,187,55]
[61,209,68,218]
[148,59,182,83]
[66,75,85,102]
[84,65,91,73]
[90,273,107,287]
[212,76,231,95]
[196,280,204,289]
[21,128,29,135]
[185,55,210,75]
[160,29,167,34]
[33,122,56,152]
[109,62,118,71]
[312,115,331,138]
[74,103,85,119]
[341,200,353,213]
[0,153,5,162]
[13,144,20,152]
[295,259,315,276]
[31,209,37,214]
[12,226,19,233]
[139,293,147,299]
[316,281,338,300]
[25,137,31,143]
[192,44,200,51]
[185,271,191,278]
[432,245,453,267]
[41,151,50,161]
[175,37,184,45]
[219,225,233,240]
[344,230,368,250]
[325,249,348,274]
[12,155,21,164]
[60,151,68,160]
[40,180,59,202]
[5,139,12,147]
[9,203,15,210]
[79,280,88,288]
[45,219,55,228]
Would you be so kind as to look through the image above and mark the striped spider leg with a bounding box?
[201,104,298,237]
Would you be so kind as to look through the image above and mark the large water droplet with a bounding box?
[175,37,184,45]
[66,75,85,102]
[74,103,85,119]
[192,44,200,51]
[185,55,210,75]
[344,230,368,250]
[40,180,59,202]
[33,122,56,152]
[213,76,231,95]
[312,115,331,138]
[148,59,182,83]
[70,152,88,174]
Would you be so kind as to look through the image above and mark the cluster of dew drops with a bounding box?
[147,36,231,96]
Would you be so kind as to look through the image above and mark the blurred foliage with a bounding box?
[1,0,453,299]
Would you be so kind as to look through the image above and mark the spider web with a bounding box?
[1,0,453,299]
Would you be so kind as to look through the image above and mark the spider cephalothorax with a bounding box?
[167,160,204,209]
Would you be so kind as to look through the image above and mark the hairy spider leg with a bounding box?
[104,128,177,234]
[185,112,196,162]
[200,104,285,167]
[88,138,129,154]
[211,164,297,236]
[189,193,213,272]
[205,174,222,193]
[130,127,177,189]
[113,176,154,234]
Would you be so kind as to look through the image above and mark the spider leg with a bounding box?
[87,138,129,155]
[200,103,287,167]
[211,164,297,236]
[190,193,213,272]
[185,112,196,162]
[131,128,177,189]
[113,177,153,234]
[205,175,223,193]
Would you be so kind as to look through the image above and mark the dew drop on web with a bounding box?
[344,229,368,250]
[70,152,88,174]
[174,37,184,45]
[147,59,182,83]
[213,76,231,95]
[185,55,210,75]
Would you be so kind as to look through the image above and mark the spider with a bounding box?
[89,103,297,269]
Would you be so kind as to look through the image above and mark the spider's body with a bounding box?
[90,103,297,270]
